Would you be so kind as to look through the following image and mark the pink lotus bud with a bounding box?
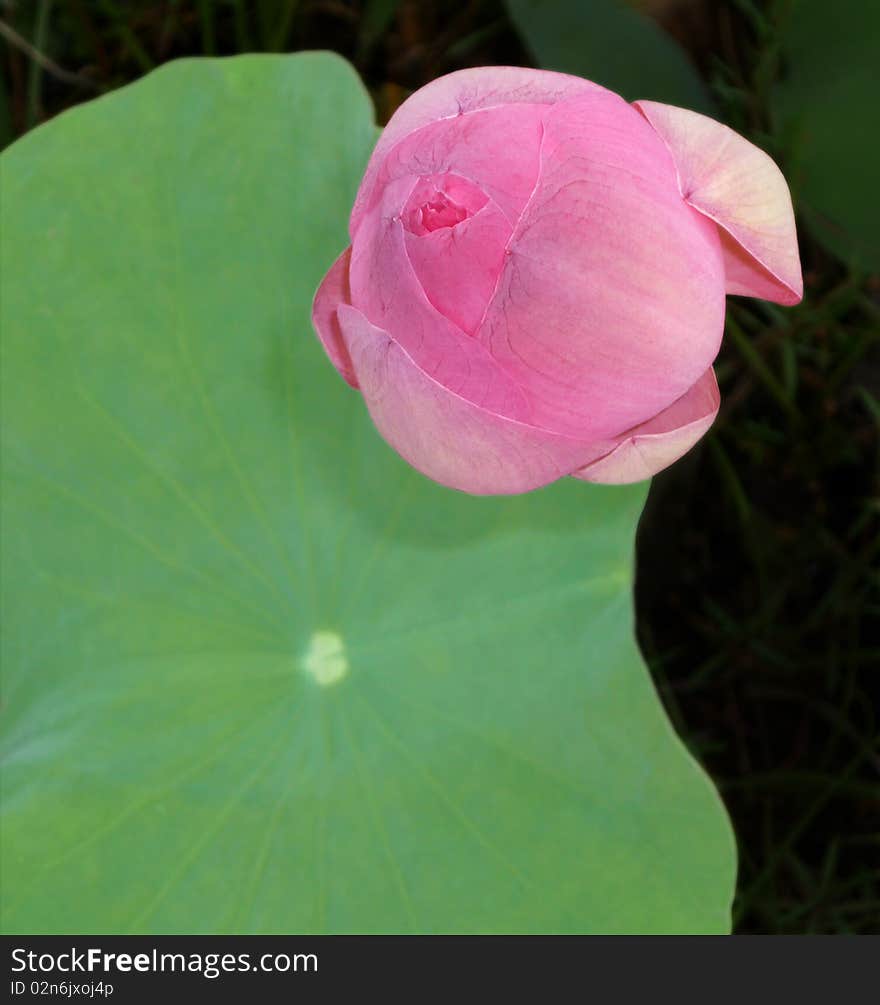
[312,67,802,495]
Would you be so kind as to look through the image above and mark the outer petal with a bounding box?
[351,67,605,234]
[337,304,614,495]
[311,247,357,388]
[573,368,719,485]
[635,100,802,305]
[478,91,726,440]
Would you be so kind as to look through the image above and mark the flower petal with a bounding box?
[403,190,512,335]
[337,304,613,495]
[350,176,532,422]
[478,91,726,440]
[311,246,357,388]
[354,102,546,237]
[352,67,604,234]
[573,368,719,484]
[635,100,802,306]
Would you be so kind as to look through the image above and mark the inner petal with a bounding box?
[400,173,511,335]
[349,179,531,422]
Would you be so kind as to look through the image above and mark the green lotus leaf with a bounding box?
[0,53,735,934]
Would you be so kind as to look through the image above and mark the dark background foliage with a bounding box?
[2,0,877,933]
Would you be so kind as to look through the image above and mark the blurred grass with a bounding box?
[1,0,877,934]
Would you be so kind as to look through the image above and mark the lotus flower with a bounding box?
[312,67,801,494]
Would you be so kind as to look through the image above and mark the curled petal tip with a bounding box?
[635,100,803,307]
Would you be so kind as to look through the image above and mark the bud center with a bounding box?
[402,172,489,237]
[417,192,469,233]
